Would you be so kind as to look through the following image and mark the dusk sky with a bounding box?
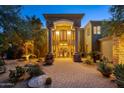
[21,5,111,27]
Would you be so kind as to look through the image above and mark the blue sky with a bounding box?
[21,5,111,27]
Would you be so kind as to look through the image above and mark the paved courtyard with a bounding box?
[43,58,117,88]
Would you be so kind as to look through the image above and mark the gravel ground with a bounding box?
[43,58,117,88]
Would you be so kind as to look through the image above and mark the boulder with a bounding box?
[27,75,48,88]
[0,83,14,88]
[19,72,31,81]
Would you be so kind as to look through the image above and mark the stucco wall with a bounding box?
[100,38,113,61]
[84,22,92,53]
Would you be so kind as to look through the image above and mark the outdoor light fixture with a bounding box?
[60,43,68,46]
[67,31,71,35]
[56,31,59,35]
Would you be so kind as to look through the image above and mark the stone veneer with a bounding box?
[113,35,124,64]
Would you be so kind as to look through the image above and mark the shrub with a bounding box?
[26,64,44,77]
[88,51,101,62]
[0,59,5,66]
[9,64,44,83]
[97,59,113,77]
[84,57,94,65]
[9,66,25,83]
[7,45,23,59]
[45,77,52,85]
[113,64,124,88]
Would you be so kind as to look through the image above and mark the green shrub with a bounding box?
[0,59,5,66]
[45,77,52,85]
[113,64,124,87]
[84,57,94,65]
[9,64,44,83]
[9,70,18,83]
[88,51,101,63]
[9,66,25,83]
[97,60,113,77]
[26,64,44,77]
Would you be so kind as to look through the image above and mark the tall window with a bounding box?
[93,26,101,35]
[97,26,101,34]
[93,26,97,34]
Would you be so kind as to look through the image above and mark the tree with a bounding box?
[33,29,47,57]
[29,16,47,57]
[0,6,47,58]
[0,6,21,33]
[104,6,124,36]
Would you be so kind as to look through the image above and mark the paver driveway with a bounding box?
[43,58,117,88]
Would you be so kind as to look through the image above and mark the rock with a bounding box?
[0,66,6,74]
[19,72,31,81]
[28,75,48,88]
[0,83,14,88]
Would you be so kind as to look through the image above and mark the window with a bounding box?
[93,26,101,35]
[93,26,97,34]
[97,26,101,34]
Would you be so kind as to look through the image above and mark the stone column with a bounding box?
[73,27,81,62]
[48,28,52,53]
[44,27,54,65]
[75,28,78,53]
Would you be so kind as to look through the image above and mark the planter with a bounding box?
[102,72,111,77]
[0,66,6,74]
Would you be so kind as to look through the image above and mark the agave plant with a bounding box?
[113,64,124,88]
[9,66,25,83]
[97,59,113,77]
[25,64,44,77]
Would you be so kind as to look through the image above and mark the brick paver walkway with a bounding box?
[43,58,117,88]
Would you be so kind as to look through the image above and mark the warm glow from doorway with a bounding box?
[60,43,68,46]
[56,31,59,35]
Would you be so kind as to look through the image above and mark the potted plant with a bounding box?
[84,56,94,65]
[97,59,113,77]
[88,51,101,63]
[113,64,124,88]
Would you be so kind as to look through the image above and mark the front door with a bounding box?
[58,47,69,57]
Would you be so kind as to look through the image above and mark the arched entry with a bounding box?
[44,14,84,62]
[52,20,75,57]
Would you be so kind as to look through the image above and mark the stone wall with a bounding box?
[113,35,124,64]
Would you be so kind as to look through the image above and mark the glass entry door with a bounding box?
[58,47,69,57]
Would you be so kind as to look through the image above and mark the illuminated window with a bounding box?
[94,26,101,35]
[97,26,101,34]
[93,26,97,34]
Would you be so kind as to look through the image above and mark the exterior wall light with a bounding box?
[67,31,71,35]
[56,31,59,35]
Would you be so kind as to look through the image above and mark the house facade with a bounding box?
[43,14,116,63]
[43,14,84,62]
[84,21,103,53]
